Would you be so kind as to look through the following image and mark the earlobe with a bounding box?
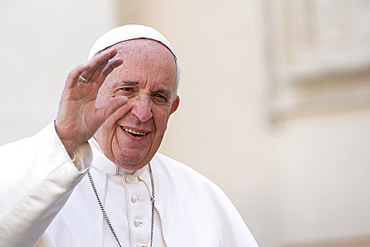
[170,96,180,115]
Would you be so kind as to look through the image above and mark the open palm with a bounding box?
[55,49,127,156]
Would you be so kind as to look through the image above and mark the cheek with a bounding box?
[153,109,171,132]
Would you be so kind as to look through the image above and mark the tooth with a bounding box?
[124,128,146,136]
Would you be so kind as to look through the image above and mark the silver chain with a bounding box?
[148,164,155,247]
[88,163,155,247]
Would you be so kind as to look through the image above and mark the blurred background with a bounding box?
[1,0,370,246]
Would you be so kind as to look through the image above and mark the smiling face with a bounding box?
[94,39,179,170]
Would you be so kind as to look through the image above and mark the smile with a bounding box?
[123,128,148,137]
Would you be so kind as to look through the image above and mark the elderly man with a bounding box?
[0,25,258,247]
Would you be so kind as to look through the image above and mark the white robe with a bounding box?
[0,123,258,247]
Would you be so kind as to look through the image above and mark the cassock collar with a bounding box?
[88,138,146,177]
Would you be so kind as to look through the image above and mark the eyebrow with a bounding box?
[120,81,139,86]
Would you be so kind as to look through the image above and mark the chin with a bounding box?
[111,144,158,170]
[114,152,147,169]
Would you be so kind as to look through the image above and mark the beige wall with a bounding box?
[0,0,116,144]
[1,1,370,247]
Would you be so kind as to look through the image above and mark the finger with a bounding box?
[85,52,122,84]
[79,49,118,82]
[66,64,91,89]
[96,96,129,122]
[83,57,113,84]
[94,58,123,86]
[102,58,123,77]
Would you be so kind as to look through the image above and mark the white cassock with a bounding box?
[0,123,258,247]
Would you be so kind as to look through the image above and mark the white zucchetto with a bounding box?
[88,24,176,60]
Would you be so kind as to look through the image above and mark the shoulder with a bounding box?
[150,153,257,246]
[152,153,210,181]
[151,152,226,197]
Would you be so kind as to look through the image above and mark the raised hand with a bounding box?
[55,49,128,156]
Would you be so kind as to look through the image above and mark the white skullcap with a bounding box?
[88,24,176,60]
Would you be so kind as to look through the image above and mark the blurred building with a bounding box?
[1,0,370,246]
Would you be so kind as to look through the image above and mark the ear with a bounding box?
[169,95,180,115]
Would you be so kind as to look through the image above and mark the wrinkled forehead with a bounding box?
[114,40,177,65]
[88,24,177,61]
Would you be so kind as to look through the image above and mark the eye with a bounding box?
[152,92,169,103]
[120,86,135,92]
[115,86,138,99]
[117,86,137,97]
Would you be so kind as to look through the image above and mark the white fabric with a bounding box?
[88,24,176,60]
[0,123,91,247]
[0,123,258,246]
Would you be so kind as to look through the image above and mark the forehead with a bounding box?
[113,39,175,62]
[108,39,177,88]
[113,39,176,74]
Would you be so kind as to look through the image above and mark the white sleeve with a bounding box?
[0,122,92,247]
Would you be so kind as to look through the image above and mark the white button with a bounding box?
[136,244,148,247]
[125,176,137,184]
[134,219,144,227]
[131,195,142,203]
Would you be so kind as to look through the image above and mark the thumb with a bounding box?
[97,96,129,121]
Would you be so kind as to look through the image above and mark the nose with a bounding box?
[131,96,153,122]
